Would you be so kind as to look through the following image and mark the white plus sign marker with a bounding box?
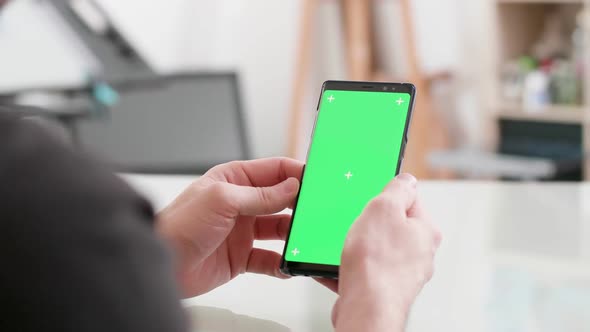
[327,95,335,103]
[345,171,353,180]
[291,248,300,256]
[396,97,404,106]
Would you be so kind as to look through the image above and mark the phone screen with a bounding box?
[284,87,412,267]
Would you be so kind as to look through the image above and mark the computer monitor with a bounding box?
[75,73,249,174]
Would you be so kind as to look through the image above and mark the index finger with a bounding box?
[382,173,418,214]
[407,195,426,218]
[207,157,305,187]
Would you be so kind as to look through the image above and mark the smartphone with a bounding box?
[280,80,416,278]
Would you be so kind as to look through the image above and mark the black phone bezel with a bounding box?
[280,80,417,279]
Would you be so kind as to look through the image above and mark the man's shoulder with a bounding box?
[0,110,154,228]
[0,108,71,149]
[0,110,187,332]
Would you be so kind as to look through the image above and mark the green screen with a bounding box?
[285,89,411,266]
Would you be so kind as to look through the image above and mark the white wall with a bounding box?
[412,0,461,75]
[181,1,301,158]
[452,0,497,149]
[96,0,191,72]
[0,0,94,91]
[0,0,300,158]
[0,0,488,157]
[177,0,463,157]
[0,0,190,89]
[97,0,302,158]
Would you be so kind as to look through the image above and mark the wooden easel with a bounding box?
[287,0,448,179]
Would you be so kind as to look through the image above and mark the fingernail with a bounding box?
[282,178,300,194]
[396,173,417,186]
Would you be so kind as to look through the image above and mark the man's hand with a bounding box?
[329,173,442,332]
[156,158,303,298]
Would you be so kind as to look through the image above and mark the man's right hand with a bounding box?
[328,173,442,332]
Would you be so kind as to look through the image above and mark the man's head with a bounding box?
[0,0,9,12]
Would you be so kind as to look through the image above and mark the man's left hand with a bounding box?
[157,158,303,298]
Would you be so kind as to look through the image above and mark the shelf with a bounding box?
[497,0,584,4]
[495,103,587,124]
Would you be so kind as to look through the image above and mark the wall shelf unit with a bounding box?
[496,103,587,123]
[491,0,590,179]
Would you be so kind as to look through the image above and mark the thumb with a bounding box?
[227,177,300,216]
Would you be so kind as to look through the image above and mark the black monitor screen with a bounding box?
[75,74,248,173]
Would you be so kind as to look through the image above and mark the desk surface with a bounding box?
[124,175,590,332]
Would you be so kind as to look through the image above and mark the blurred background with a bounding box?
[0,0,588,179]
[2,1,590,331]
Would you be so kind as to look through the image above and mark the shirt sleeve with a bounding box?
[0,115,189,332]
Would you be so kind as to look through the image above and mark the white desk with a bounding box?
[124,175,590,332]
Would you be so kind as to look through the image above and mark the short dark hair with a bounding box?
[0,0,9,11]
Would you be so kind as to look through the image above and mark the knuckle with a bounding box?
[207,160,242,175]
[275,156,290,165]
[389,178,413,193]
[342,235,372,263]
[331,298,341,327]
[433,228,443,247]
[223,160,242,172]
[368,193,406,217]
[341,235,357,254]
[207,162,228,174]
[389,200,406,215]
[424,263,435,282]
[207,182,230,202]
[351,238,372,257]
[367,194,393,213]
[228,160,243,168]
[256,187,273,209]
[390,178,405,189]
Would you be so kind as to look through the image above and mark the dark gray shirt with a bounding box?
[0,113,188,331]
